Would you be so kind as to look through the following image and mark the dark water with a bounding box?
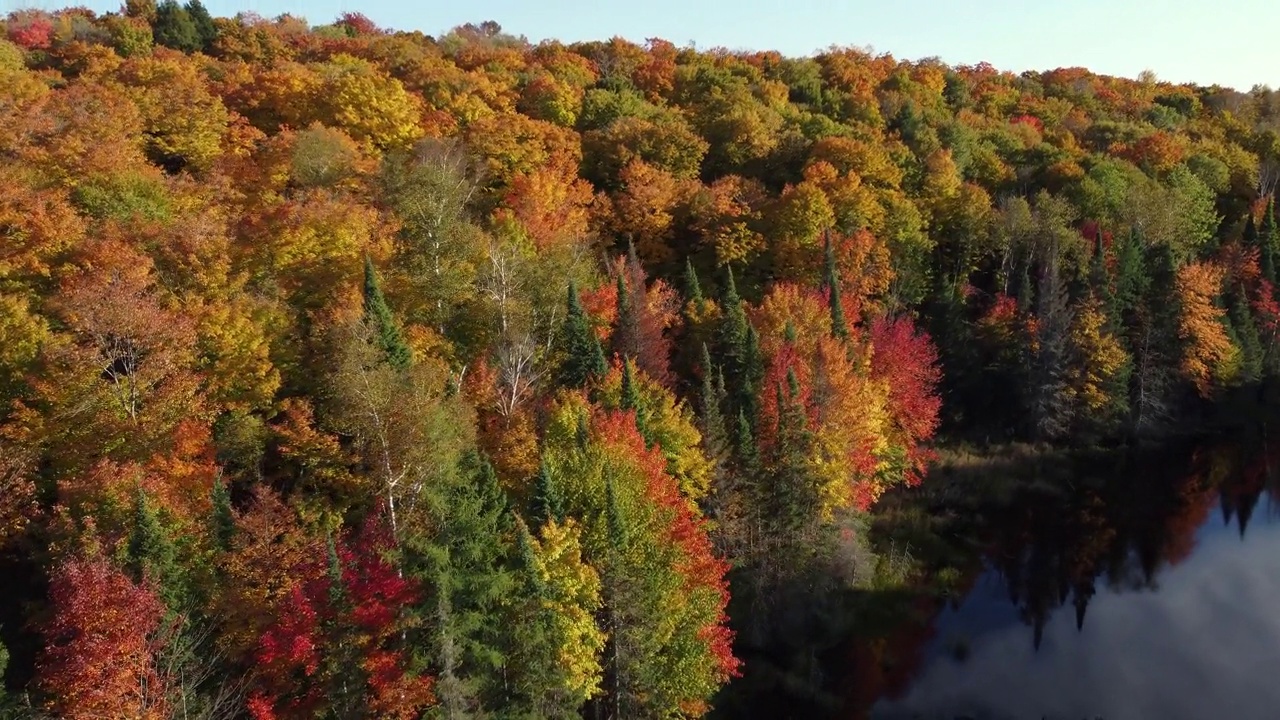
[866,436,1280,720]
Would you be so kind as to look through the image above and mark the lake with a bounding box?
[866,434,1280,720]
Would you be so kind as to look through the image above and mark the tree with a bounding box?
[185,0,218,51]
[363,257,412,371]
[823,233,849,341]
[126,486,185,610]
[406,452,515,717]
[153,0,200,53]
[38,554,170,720]
[1176,261,1236,396]
[556,281,607,388]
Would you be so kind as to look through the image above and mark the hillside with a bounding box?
[1,3,1279,718]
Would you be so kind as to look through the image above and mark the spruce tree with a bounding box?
[612,272,637,361]
[185,0,217,51]
[210,474,234,552]
[530,459,565,530]
[1228,284,1263,383]
[153,0,200,52]
[697,343,729,464]
[557,281,607,388]
[823,233,849,340]
[1090,228,1118,330]
[410,451,517,713]
[684,257,704,304]
[363,256,412,370]
[126,486,182,608]
[1263,198,1279,286]
[620,359,649,442]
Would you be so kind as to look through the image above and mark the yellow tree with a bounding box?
[1175,261,1236,397]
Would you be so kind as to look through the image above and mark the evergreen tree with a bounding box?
[126,486,183,609]
[823,233,849,341]
[531,459,565,530]
[1263,198,1280,286]
[153,0,200,52]
[210,474,234,552]
[409,451,517,715]
[1090,228,1118,324]
[684,257,704,304]
[185,0,217,51]
[363,256,412,370]
[1228,283,1263,383]
[1029,252,1074,441]
[620,359,649,444]
[697,343,729,465]
[611,272,636,361]
[557,281,607,388]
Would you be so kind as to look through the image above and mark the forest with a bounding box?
[0,1,1279,718]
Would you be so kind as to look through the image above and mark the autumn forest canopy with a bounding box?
[1,2,1280,718]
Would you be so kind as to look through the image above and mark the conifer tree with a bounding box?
[823,233,849,341]
[619,359,648,442]
[185,0,217,50]
[697,343,729,465]
[363,256,412,370]
[1228,283,1263,382]
[153,0,200,52]
[210,474,234,552]
[531,459,565,530]
[611,272,636,361]
[557,281,607,388]
[684,258,704,304]
[1263,198,1280,286]
[126,486,183,609]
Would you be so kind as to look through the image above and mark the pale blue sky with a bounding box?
[19,0,1280,90]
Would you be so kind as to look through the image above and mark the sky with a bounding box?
[17,0,1280,90]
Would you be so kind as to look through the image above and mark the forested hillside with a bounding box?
[0,2,1279,718]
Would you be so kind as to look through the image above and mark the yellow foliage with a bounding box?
[530,519,606,704]
[1065,296,1128,413]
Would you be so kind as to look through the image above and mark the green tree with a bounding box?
[125,486,184,609]
[185,0,217,51]
[363,256,412,371]
[822,233,849,341]
[531,459,566,530]
[152,0,200,52]
[556,281,607,388]
[210,474,234,552]
[409,451,516,716]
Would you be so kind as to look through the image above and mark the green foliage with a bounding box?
[362,256,412,370]
[556,281,607,388]
[153,0,200,52]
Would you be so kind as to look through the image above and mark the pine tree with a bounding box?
[1263,198,1280,286]
[697,343,729,464]
[557,281,607,388]
[1090,227,1118,322]
[185,0,217,51]
[611,272,636,361]
[1029,252,1074,441]
[153,0,200,52]
[1228,283,1263,382]
[823,233,849,341]
[409,451,517,713]
[531,459,565,530]
[684,258,704,304]
[126,486,183,609]
[363,256,412,370]
[210,474,234,552]
[620,359,649,443]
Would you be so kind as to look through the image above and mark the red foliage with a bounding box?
[336,12,380,36]
[6,11,55,50]
[594,411,741,681]
[608,253,679,387]
[250,511,432,719]
[870,316,942,484]
[1009,114,1043,133]
[38,555,169,720]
